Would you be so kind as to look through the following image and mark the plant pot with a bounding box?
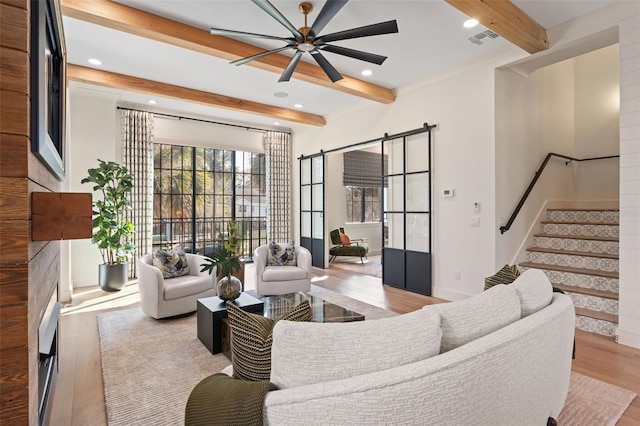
[99,263,128,292]
[217,275,242,302]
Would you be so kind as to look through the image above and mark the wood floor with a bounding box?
[48,264,640,425]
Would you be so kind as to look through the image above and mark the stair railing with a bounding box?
[499,152,619,234]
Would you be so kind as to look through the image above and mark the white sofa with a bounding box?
[136,253,217,319]
[260,269,575,425]
[254,244,312,296]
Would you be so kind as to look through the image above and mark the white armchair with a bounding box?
[254,244,312,296]
[137,253,217,319]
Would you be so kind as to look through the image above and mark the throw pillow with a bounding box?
[266,241,296,266]
[512,269,553,317]
[484,264,520,291]
[269,308,442,389]
[428,284,521,353]
[226,299,311,381]
[152,246,189,279]
[339,232,351,247]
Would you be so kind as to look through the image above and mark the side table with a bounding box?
[197,292,264,354]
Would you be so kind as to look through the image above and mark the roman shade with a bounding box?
[343,150,388,188]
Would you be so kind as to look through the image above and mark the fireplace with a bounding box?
[38,291,60,425]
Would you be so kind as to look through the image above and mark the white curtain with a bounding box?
[122,109,154,278]
[264,131,291,242]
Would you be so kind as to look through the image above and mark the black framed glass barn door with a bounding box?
[382,131,432,295]
[299,155,324,268]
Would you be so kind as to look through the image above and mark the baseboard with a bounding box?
[432,286,471,302]
[616,327,640,349]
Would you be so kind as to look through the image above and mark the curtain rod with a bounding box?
[298,122,436,159]
[116,106,291,135]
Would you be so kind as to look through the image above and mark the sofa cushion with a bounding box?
[262,265,307,282]
[512,269,553,317]
[227,300,311,381]
[270,308,442,389]
[163,275,212,301]
[153,246,189,278]
[429,284,521,353]
[484,264,520,290]
[267,242,297,266]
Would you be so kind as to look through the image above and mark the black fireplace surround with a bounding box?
[38,293,60,425]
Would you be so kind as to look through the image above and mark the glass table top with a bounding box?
[244,290,365,323]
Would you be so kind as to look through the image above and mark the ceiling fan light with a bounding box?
[297,41,315,52]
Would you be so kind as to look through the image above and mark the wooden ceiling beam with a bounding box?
[445,0,548,54]
[61,0,395,104]
[67,65,326,127]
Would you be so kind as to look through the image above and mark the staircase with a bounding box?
[519,208,619,338]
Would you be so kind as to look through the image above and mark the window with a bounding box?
[346,186,382,223]
[153,143,266,259]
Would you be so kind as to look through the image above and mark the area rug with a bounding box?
[330,254,382,278]
[98,287,636,426]
[97,285,396,425]
[558,371,636,426]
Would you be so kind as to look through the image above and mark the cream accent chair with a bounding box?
[137,253,217,319]
[254,244,312,296]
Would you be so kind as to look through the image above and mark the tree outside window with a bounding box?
[346,186,382,223]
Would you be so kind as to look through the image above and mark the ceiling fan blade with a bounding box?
[231,46,294,66]
[309,0,348,39]
[316,20,398,44]
[319,44,387,65]
[251,0,303,41]
[310,50,343,82]
[210,28,293,42]
[279,52,303,82]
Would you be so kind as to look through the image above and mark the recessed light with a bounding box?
[274,122,280,125]
[361,69,373,76]
[294,103,303,109]
[148,100,157,104]
[88,58,102,65]
[274,92,288,98]
[463,19,479,28]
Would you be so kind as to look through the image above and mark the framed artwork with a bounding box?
[31,0,66,181]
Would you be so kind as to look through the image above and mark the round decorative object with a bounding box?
[217,275,242,301]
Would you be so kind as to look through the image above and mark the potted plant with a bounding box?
[82,159,136,291]
[200,221,242,301]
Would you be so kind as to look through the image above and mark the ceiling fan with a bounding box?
[210,0,398,83]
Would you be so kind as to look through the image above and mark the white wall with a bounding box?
[618,11,640,348]
[574,44,620,199]
[292,48,524,301]
[68,89,121,287]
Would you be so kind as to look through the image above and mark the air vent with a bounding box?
[468,29,500,46]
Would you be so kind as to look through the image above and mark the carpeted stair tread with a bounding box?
[552,283,619,300]
[519,262,619,278]
[534,233,619,242]
[526,247,619,259]
[575,307,618,323]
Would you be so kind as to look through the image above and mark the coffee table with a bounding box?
[197,292,264,355]
[220,290,365,358]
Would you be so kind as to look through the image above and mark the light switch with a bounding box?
[471,216,480,227]
[443,188,454,198]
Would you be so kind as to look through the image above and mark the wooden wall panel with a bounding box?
[0,47,28,93]
[0,346,29,424]
[0,134,28,177]
[0,90,29,136]
[29,242,59,321]
[0,3,29,52]
[28,152,63,192]
[0,263,27,306]
[0,177,28,219]
[0,220,29,263]
[0,304,28,350]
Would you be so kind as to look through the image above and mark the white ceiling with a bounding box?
[63,0,614,131]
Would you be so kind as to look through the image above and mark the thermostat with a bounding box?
[443,188,454,198]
